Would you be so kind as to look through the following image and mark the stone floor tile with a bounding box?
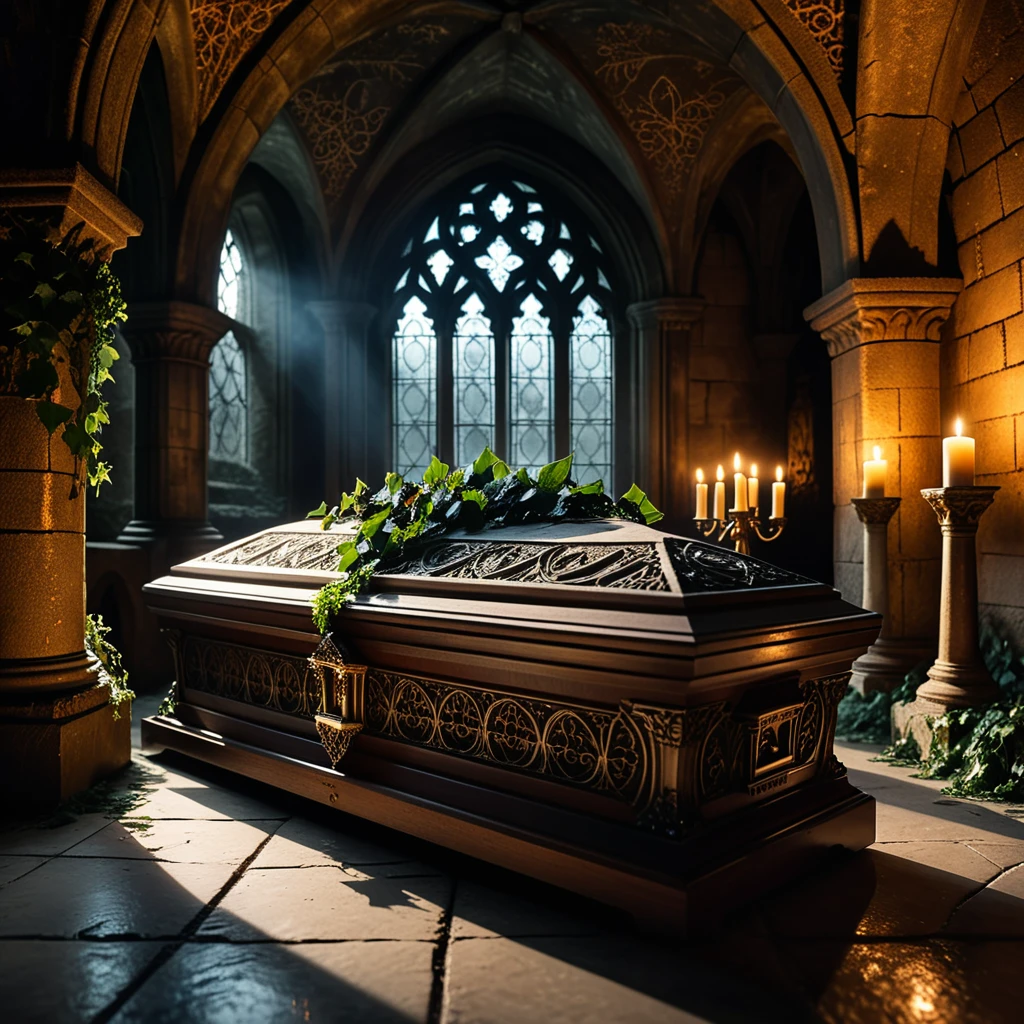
[757,849,981,938]
[126,761,290,822]
[965,840,1024,869]
[111,940,434,1024]
[0,854,47,886]
[441,935,811,1024]
[944,863,1024,936]
[780,938,1023,1024]
[0,856,235,938]
[451,879,605,939]
[872,840,1003,882]
[70,818,278,864]
[0,813,111,856]
[0,940,163,1024]
[197,865,451,941]
[248,815,433,870]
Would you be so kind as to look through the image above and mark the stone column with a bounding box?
[626,298,705,528]
[118,301,232,563]
[0,165,140,805]
[307,301,377,500]
[805,278,962,685]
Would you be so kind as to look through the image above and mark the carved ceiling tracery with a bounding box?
[191,0,293,122]
[289,22,469,207]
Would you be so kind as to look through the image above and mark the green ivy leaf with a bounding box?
[336,542,359,573]
[385,471,404,495]
[307,501,328,518]
[33,282,57,305]
[62,421,92,458]
[423,455,450,487]
[572,480,604,495]
[472,446,502,476]
[16,355,59,397]
[620,483,664,525]
[537,452,574,492]
[462,488,488,509]
[35,399,75,434]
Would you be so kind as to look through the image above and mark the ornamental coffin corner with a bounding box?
[142,518,879,931]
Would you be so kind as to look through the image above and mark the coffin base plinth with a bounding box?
[142,711,874,935]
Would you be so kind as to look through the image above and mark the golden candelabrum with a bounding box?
[694,508,787,556]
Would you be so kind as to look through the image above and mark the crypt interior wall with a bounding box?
[12,0,1003,691]
[943,0,1024,641]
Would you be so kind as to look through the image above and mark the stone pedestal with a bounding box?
[915,487,1000,710]
[849,497,904,693]
[805,278,962,681]
[626,298,705,528]
[307,301,377,501]
[118,301,232,564]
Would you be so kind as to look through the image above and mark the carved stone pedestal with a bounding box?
[849,497,905,694]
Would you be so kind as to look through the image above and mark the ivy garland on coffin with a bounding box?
[0,215,127,496]
[308,448,663,634]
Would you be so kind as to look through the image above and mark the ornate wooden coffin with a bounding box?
[141,519,879,931]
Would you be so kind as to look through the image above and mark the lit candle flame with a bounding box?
[873,445,882,460]
[750,463,758,477]
[716,465,725,482]
[955,417,963,437]
[775,465,783,482]
[733,452,741,471]
[696,468,704,483]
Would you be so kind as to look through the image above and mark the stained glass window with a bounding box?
[393,296,438,479]
[210,230,249,461]
[570,295,613,486]
[388,175,616,485]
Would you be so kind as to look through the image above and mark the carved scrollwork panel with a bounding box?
[665,539,811,592]
[200,531,343,571]
[379,540,670,591]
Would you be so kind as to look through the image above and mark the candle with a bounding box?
[863,445,887,498]
[695,468,708,520]
[732,452,748,511]
[772,465,786,519]
[747,464,759,511]
[713,465,726,520]
[943,418,975,486]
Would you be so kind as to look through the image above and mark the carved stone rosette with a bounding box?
[916,487,1000,709]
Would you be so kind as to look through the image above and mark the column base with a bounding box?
[0,683,131,807]
[915,658,1000,710]
[0,650,99,698]
[849,637,934,695]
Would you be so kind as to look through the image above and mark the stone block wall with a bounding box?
[945,5,1024,643]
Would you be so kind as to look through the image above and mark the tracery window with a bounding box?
[210,229,249,462]
[389,177,615,484]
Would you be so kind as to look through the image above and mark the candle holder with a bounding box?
[849,497,903,694]
[915,486,1000,710]
[694,508,787,556]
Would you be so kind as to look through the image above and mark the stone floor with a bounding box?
[2,697,1024,1023]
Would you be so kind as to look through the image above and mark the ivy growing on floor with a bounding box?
[837,628,1024,802]
[308,448,663,634]
[0,215,127,495]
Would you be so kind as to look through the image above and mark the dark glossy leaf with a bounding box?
[537,452,573,492]
[16,355,59,397]
[61,421,91,457]
[35,399,74,434]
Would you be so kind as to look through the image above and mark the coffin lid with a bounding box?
[172,518,839,613]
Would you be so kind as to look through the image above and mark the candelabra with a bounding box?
[849,497,902,694]
[914,486,1000,710]
[694,509,786,556]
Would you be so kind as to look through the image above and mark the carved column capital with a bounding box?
[921,486,999,533]
[803,277,962,358]
[0,164,142,256]
[851,496,901,526]
[122,301,234,365]
[626,296,705,330]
